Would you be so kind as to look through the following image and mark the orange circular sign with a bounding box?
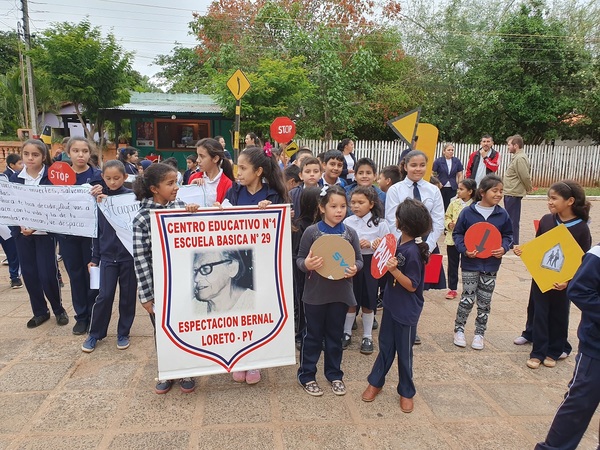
[464,222,502,259]
[370,233,397,279]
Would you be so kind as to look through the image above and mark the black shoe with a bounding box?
[56,312,69,326]
[72,321,88,335]
[341,333,352,350]
[27,313,51,329]
[360,337,374,354]
[352,318,357,331]
[372,318,379,330]
[413,334,422,345]
[10,278,23,289]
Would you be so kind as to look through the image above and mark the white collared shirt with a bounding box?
[343,212,391,255]
[384,178,445,252]
[18,166,45,185]
[321,174,343,187]
[201,169,223,207]
[17,166,47,234]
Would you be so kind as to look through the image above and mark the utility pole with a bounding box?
[17,22,29,129]
[21,0,37,136]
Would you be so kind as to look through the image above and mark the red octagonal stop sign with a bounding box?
[270,117,296,143]
[48,161,76,185]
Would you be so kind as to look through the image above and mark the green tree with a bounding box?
[34,20,133,144]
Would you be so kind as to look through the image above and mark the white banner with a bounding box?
[0,180,97,238]
[176,185,210,207]
[151,205,295,380]
[97,193,140,256]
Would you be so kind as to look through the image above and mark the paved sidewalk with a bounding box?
[0,198,598,450]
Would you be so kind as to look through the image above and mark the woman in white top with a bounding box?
[338,138,356,184]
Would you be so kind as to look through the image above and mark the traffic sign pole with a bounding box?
[233,99,241,161]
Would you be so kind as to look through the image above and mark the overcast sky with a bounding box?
[0,0,213,79]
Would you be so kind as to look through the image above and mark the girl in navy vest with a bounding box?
[57,137,102,335]
[514,180,591,369]
[9,139,68,328]
[81,160,137,353]
[452,175,513,351]
[362,198,432,413]
[217,145,289,385]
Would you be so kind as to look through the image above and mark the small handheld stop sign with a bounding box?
[371,233,397,279]
[270,117,296,144]
[48,161,76,185]
[464,222,502,259]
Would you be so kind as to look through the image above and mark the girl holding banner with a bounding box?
[133,163,200,394]
[218,145,289,385]
[56,137,102,335]
[9,139,69,329]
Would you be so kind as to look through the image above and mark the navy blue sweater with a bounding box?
[91,187,134,265]
[567,244,600,361]
[453,203,513,272]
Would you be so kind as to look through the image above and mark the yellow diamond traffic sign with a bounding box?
[519,224,585,293]
[227,69,251,100]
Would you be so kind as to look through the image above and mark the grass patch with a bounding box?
[529,187,600,196]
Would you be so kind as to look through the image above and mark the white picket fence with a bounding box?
[296,140,600,187]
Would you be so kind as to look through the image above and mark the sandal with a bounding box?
[331,379,346,396]
[301,381,324,397]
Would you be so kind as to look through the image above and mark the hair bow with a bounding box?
[415,237,423,244]
[263,142,273,157]
[319,185,329,197]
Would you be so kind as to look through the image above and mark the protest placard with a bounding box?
[97,193,140,256]
[151,205,295,380]
[0,180,97,237]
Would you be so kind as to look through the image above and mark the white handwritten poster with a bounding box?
[0,180,97,237]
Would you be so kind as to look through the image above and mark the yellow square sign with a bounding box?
[227,69,251,100]
[519,224,584,293]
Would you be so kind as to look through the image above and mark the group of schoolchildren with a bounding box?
[2,135,598,437]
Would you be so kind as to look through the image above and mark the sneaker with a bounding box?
[179,377,196,393]
[232,371,247,383]
[341,333,352,350]
[453,331,466,347]
[1,258,7,265]
[413,334,422,345]
[558,352,568,360]
[471,334,484,350]
[72,321,88,335]
[301,380,324,397]
[352,318,357,330]
[56,312,69,326]
[81,336,98,353]
[513,336,530,345]
[360,337,374,355]
[26,313,50,329]
[155,379,173,394]
[117,335,130,350]
[10,278,23,289]
[331,379,346,396]
[372,318,379,330]
[445,290,458,299]
[245,369,261,385]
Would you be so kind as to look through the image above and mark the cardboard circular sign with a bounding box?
[48,161,76,185]
[464,222,502,259]
[371,233,397,279]
[309,234,355,280]
[270,117,296,143]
